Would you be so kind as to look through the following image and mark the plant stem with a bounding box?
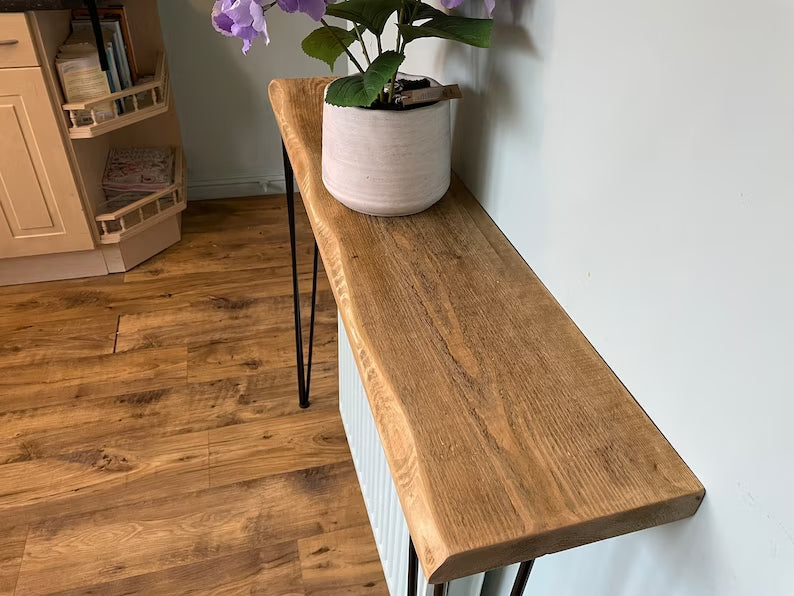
[399,0,421,54]
[376,34,383,55]
[353,24,371,66]
[320,18,365,74]
[388,0,422,104]
[388,1,408,103]
[394,4,404,52]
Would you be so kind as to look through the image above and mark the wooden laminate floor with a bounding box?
[0,197,387,595]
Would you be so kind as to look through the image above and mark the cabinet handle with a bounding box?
[0,39,20,46]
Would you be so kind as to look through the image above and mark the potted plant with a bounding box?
[212,0,494,216]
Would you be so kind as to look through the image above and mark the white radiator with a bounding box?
[338,315,487,596]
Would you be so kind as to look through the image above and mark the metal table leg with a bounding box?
[510,560,535,596]
[305,241,319,399]
[408,538,418,596]
[406,533,535,596]
[282,140,318,409]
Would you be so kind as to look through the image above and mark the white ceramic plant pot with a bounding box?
[322,77,451,217]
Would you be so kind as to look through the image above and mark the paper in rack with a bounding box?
[102,146,175,193]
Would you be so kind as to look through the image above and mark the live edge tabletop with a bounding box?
[269,77,704,584]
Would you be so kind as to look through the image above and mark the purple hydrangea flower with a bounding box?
[277,0,328,22]
[441,0,495,17]
[212,0,270,54]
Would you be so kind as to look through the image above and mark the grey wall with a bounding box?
[158,0,335,198]
[411,0,794,593]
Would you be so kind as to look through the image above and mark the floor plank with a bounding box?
[115,287,334,352]
[186,325,337,384]
[0,524,26,596]
[0,345,188,414]
[179,195,290,235]
[0,429,210,526]
[123,225,315,282]
[209,409,351,487]
[0,314,118,368]
[0,265,319,328]
[298,524,388,595]
[0,363,338,465]
[0,196,384,595]
[16,463,367,595]
[51,541,305,596]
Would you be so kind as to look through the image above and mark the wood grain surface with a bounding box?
[270,77,705,583]
[0,196,386,595]
[298,524,388,595]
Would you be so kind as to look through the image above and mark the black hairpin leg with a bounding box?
[305,241,319,399]
[406,533,535,596]
[407,536,447,595]
[407,538,418,596]
[510,560,535,596]
[283,140,318,409]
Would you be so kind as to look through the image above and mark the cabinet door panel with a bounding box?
[0,67,93,258]
[0,100,56,230]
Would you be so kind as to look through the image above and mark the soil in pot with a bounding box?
[367,78,437,111]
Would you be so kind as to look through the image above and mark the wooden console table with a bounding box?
[269,77,704,594]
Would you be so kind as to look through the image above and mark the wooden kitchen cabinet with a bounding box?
[0,4,185,286]
[0,66,94,258]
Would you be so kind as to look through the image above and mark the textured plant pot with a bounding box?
[322,78,451,217]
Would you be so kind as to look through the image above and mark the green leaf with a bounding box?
[403,0,446,22]
[325,51,405,107]
[301,26,356,72]
[324,0,402,36]
[398,15,494,48]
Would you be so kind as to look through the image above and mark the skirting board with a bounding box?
[0,214,183,285]
[0,249,108,286]
[187,174,286,200]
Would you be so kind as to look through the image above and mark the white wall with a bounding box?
[158,0,336,198]
[410,0,794,594]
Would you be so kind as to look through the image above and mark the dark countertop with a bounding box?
[0,0,83,11]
